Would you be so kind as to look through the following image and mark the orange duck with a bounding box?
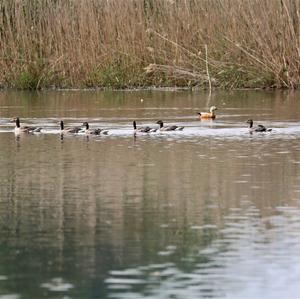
[197,106,218,119]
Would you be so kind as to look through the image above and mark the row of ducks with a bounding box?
[12,118,272,135]
[11,117,185,135]
[10,105,272,135]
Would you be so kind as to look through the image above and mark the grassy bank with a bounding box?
[0,0,300,90]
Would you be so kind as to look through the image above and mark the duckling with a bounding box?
[133,120,157,133]
[59,120,81,134]
[12,117,42,134]
[82,122,108,135]
[197,106,218,119]
[246,119,272,133]
[156,120,184,131]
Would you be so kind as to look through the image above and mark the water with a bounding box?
[1,90,300,298]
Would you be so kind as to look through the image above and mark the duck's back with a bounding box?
[255,125,267,132]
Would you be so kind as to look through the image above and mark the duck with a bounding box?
[59,120,81,134]
[12,117,42,134]
[156,120,184,131]
[246,119,272,133]
[197,106,218,119]
[82,122,108,135]
[133,120,157,133]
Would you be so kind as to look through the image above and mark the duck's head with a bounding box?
[156,120,163,128]
[11,117,20,127]
[59,120,64,129]
[83,122,89,129]
[246,119,253,127]
[210,106,218,112]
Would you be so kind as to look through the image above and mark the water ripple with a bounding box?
[105,205,300,299]
[41,278,74,292]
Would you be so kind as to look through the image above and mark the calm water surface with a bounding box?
[1,90,300,298]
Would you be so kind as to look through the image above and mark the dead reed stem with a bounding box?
[205,45,212,94]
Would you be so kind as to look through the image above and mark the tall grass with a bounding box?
[0,0,300,89]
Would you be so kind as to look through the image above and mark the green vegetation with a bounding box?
[0,0,299,89]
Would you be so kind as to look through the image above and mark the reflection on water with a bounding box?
[0,90,300,298]
[105,204,300,299]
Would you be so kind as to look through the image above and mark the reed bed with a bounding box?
[0,0,300,89]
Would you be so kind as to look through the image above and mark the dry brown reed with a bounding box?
[0,0,300,89]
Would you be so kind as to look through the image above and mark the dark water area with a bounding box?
[1,90,300,298]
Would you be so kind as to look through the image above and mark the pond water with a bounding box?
[1,90,300,298]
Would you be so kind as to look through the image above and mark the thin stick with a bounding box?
[205,44,212,95]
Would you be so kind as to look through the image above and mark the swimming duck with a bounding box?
[59,120,81,134]
[82,122,108,135]
[133,121,157,133]
[156,120,184,131]
[197,106,218,119]
[246,119,272,133]
[12,117,42,134]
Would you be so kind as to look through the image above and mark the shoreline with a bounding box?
[0,86,288,93]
